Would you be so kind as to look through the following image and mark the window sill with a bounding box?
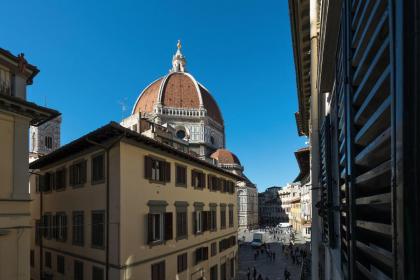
[148,240,164,247]
[71,184,85,189]
[91,244,105,250]
[91,179,105,185]
[175,183,187,188]
[148,179,166,185]
[176,235,188,241]
[54,187,66,192]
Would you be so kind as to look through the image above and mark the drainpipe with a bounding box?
[309,0,320,279]
[86,134,124,280]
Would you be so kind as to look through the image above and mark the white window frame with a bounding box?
[151,212,163,242]
[196,211,202,233]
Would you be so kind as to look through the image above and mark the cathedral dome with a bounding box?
[132,41,224,126]
[210,149,241,165]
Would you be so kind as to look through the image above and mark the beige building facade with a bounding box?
[29,122,239,280]
[0,48,59,280]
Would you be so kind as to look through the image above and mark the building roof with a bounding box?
[0,48,39,85]
[131,43,224,125]
[293,146,310,183]
[0,94,60,126]
[210,148,241,165]
[29,121,243,180]
[288,0,311,136]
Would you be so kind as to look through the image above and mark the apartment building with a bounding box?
[289,0,420,279]
[29,122,239,280]
[0,48,59,280]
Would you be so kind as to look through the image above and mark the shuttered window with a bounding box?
[72,211,84,246]
[191,170,205,189]
[57,255,65,274]
[147,211,173,243]
[177,253,188,273]
[195,246,209,264]
[144,156,170,183]
[176,211,187,238]
[74,260,84,280]
[151,261,165,280]
[91,153,105,184]
[69,160,87,187]
[55,212,67,241]
[334,1,395,278]
[220,206,226,229]
[175,164,187,186]
[91,211,105,248]
[92,266,104,280]
[319,115,334,246]
[55,168,66,190]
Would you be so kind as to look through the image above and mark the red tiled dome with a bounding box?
[132,72,224,125]
[210,149,241,165]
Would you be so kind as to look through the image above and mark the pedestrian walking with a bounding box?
[284,268,291,280]
[253,266,257,280]
[247,268,251,280]
[257,274,263,280]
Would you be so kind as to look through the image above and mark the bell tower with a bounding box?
[29,116,62,162]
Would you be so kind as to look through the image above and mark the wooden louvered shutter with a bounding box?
[208,174,212,190]
[341,0,395,278]
[164,212,173,240]
[320,115,334,247]
[192,212,197,234]
[335,16,351,278]
[164,162,171,182]
[201,173,206,189]
[144,156,152,179]
[81,160,87,183]
[147,214,153,244]
[63,214,67,241]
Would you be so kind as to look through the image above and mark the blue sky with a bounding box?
[2,0,307,191]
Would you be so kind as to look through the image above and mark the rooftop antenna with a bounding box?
[118,98,128,122]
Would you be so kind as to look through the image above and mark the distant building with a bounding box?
[258,187,285,226]
[29,122,239,280]
[0,48,59,280]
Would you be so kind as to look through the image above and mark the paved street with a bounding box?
[237,228,309,280]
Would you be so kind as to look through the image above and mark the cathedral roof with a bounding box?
[131,41,224,125]
[210,148,241,165]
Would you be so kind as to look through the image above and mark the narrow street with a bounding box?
[237,229,309,280]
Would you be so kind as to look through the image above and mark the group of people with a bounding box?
[281,243,307,266]
[253,245,276,262]
[247,266,271,280]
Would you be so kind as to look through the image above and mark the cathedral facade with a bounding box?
[121,42,258,229]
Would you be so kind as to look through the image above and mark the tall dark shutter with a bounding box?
[201,173,206,188]
[69,165,74,186]
[147,214,153,244]
[164,212,173,240]
[39,175,45,192]
[320,115,334,246]
[164,162,171,182]
[145,156,152,179]
[81,160,87,183]
[334,1,395,278]
[202,211,208,231]
[63,214,67,241]
[208,174,212,189]
[53,215,58,239]
[192,212,197,234]
[203,246,209,260]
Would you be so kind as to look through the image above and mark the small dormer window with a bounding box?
[176,129,186,139]
[45,136,53,149]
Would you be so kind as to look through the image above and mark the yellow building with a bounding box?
[0,48,59,280]
[29,122,239,280]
